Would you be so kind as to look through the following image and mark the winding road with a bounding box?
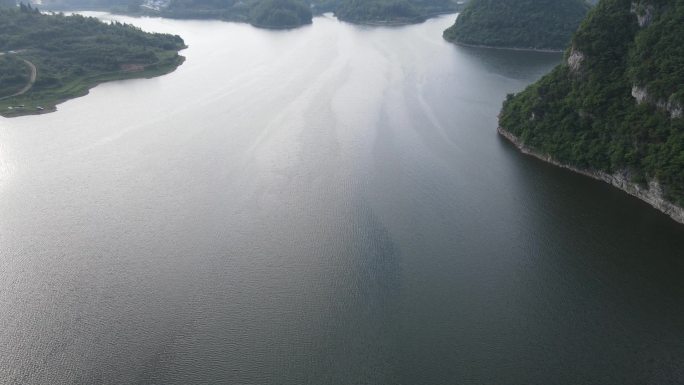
[0,55,37,101]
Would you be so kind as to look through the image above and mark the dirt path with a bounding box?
[0,57,37,101]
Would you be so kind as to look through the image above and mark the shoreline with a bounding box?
[0,55,185,118]
[338,10,457,27]
[445,40,564,53]
[72,9,456,29]
[52,9,312,30]
[497,126,684,225]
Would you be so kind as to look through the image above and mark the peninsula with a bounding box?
[329,0,460,25]
[498,0,684,223]
[0,4,186,117]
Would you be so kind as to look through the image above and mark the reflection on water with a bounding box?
[452,44,563,79]
[0,12,683,385]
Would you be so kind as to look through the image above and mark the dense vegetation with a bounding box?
[249,0,312,27]
[0,5,185,116]
[0,55,30,97]
[499,0,684,205]
[331,0,458,24]
[443,0,589,50]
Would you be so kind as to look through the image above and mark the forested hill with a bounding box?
[0,5,185,117]
[443,0,589,50]
[328,0,459,25]
[499,0,684,220]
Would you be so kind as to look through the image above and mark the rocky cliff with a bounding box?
[499,0,684,223]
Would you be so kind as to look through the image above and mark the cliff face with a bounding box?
[632,86,683,119]
[498,127,684,224]
[499,0,684,223]
[443,0,589,50]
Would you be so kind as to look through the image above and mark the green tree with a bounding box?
[443,0,589,50]
[499,0,684,205]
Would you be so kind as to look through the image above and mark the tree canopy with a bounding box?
[499,0,684,205]
[0,5,186,116]
[331,0,456,24]
[443,0,589,50]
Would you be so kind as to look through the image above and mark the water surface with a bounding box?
[1,13,683,385]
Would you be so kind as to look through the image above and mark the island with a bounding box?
[0,4,186,117]
[498,0,684,223]
[148,0,312,29]
[443,0,589,51]
[328,0,461,25]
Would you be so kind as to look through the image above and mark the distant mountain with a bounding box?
[443,0,589,50]
[499,0,684,223]
[34,0,131,11]
[35,0,460,27]
[34,0,313,29]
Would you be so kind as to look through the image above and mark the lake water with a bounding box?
[1,13,683,385]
